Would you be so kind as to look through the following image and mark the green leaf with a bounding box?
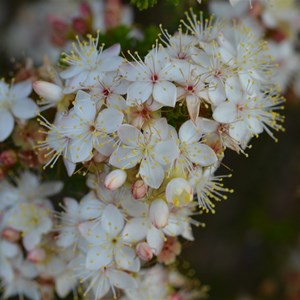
[130,0,158,10]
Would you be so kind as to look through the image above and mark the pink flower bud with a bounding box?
[171,294,183,300]
[149,199,169,229]
[33,81,63,103]
[80,3,92,19]
[27,248,46,263]
[131,179,148,199]
[166,178,193,207]
[2,227,21,242]
[136,242,153,261]
[104,169,127,191]
[0,150,17,166]
[72,17,88,35]
[0,168,4,180]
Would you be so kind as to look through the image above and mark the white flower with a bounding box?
[0,238,20,282]
[191,48,232,106]
[181,11,222,54]
[0,79,38,141]
[160,26,196,61]
[217,25,273,90]
[109,119,179,188]
[61,34,123,92]
[7,202,52,250]
[2,257,40,300]
[212,77,285,141]
[89,71,129,111]
[80,265,137,300]
[79,204,140,272]
[201,117,248,154]
[171,118,218,174]
[175,62,209,121]
[56,197,83,248]
[120,45,182,107]
[189,166,233,213]
[63,90,124,162]
[124,265,169,300]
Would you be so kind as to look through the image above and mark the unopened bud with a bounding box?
[2,227,21,242]
[149,199,169,229]
[166,178,193,207]
[80,3,92,19]
[136,242,153,261]
[170,294,183,300]
[131,179,148,199]
[72,17,88,35]
[104,169,127,191]
[27,248,46,263]
[0,150,17,166]
[33,81,63,103]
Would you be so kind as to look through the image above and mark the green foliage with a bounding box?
[131,0,180,10]
[130,0,158,10]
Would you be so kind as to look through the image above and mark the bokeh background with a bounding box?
[1,1,300,299]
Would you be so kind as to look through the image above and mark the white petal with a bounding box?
[96,108,124,133]
[247,116,263,134]
[212,102,238,123]
[23,232,41,251]
[145,47,170,72]
[108,269,138,290]
[122,218,148,243]
[225,76,243,103]
[118,124,144,146]
[74,90,96,122]
[12,79,32,98]
[80,196,103,220]
[101,204,124,235]
[101,44,121,58]
[69,134,93,163]
[39,181,63,197]
[86,247,113,270]
[179,119,203,143]
[109,146,142,169]
[154,140,179,166]
[60,65,82,79]
[119,62,147,82]
[186,143,217,166]
[78,221,106,244]
[146,226,164,255]
[153,81,177,107]
[0,109,14,141]
[64,159,76,176]
[208,78,226,105]
[115,246,140,272]
[139,157,165,189]
[127,81,153,106]
[186,94,201,122]
[94,135,115,156]
[0,241,19,258]
[11,98,38,119]
[142,118,169,140]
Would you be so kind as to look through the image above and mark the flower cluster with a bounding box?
[209,0,300,97]
[0,172,74,300]
[0,6,285,300]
